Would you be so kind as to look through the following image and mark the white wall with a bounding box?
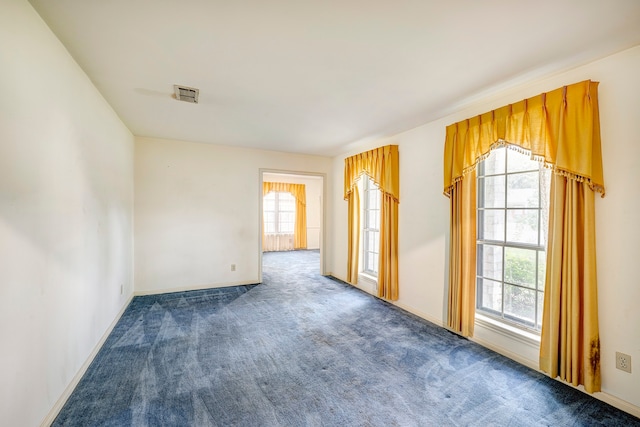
[134,137,332,294]
[0,1,134,426]
[329,45,640,412]
[263,173,324,250]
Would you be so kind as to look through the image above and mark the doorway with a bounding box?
[258,170,326,283]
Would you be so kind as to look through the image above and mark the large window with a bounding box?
[263,192,296,234]
[476,146,550,331]
[362,176,380,276]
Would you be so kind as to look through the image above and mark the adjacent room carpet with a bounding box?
[53,250,640,426]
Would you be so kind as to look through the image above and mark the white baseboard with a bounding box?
[40,294,134,427]
[392,301,445,328]
[471,334,640,419]
[391,297,640,419]
[328,277,640,419]
[594,390,640,419]
[134,279,260,296]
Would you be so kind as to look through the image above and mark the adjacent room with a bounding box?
[2,0,640,425]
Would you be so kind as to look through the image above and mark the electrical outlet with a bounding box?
[231,264,236,272]
[120,284,123,295]
[616,352,632,373]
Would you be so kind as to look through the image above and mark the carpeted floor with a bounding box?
[53,250,640,426]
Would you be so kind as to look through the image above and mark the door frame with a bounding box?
[258,169,327,282]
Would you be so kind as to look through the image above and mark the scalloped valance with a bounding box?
[344,145,399,201]
[263,182,306,205]
[443,80,604,197]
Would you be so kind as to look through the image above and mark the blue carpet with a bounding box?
[53,250,640,426]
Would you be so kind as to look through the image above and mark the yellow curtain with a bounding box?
[443,80,604,197]
[539,175,601,393]
[379,192,399,300]
[447,170,476,337]
[443,80,604,392]
[263,182,307,250]
[347,186,360,284]
[344,145,399,300]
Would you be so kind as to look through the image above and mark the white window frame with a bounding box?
[476,146,550,333]
[263,191,296,235]
[362,176,380,277]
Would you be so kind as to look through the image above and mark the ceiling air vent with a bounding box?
[174,85,199,103]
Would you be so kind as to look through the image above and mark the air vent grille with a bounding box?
[174,85,199,103]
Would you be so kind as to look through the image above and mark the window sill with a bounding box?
[357,273,378,295]
[359,272,378,283]
[475,313,541,348]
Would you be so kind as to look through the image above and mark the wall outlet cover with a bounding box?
[616,352,632,373]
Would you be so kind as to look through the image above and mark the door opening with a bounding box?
[258,170,325,283]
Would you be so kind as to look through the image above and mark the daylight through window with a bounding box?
[476,146,551,331]
[263,192,296,234]
[362,176,381,276]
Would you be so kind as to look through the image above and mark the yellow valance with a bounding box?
[263,182,306,205]
[263,182,307,250]
[443,80,604,197]
[344,145,399,201]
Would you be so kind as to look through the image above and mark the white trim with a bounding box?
[356,272,378,295]
[392,301,445,328]
[134,280,259,296]
[292,274,640,418]
[470,332,640,419]
[471,333,539,371]
[39,294,135,427]
[475,313,541,348]
[258,169,327,282]
[592,390,640,419]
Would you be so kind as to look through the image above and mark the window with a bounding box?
[263,192,296,234]
[476,146,551,331]
[362,176,381,276]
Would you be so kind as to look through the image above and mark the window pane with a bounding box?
[477,148,548,332]
[478,244,502,281]
[504,285,536,324]
[507,172,539,208]
[362,177,381,276]
[264,193,275,211]
[264,212,275,223]
[479,209,505,241]
[369,188,379,208]
[483,147,506,176]
[264,208,276,233]
[539,169,551,247]
[507,148,537,173]
[367,232,378,252]
[504,247,536,288]
[367,253,375,272]
[506,209,538,245]
[537,291,544,329]
[537,251,546,290]
[478,278,502,313]
[478,176,505,208]
[367,210,379,229]
[283,212,295,223]
[279,200,295,212]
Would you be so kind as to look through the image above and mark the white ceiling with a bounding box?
[29,0,640,157]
